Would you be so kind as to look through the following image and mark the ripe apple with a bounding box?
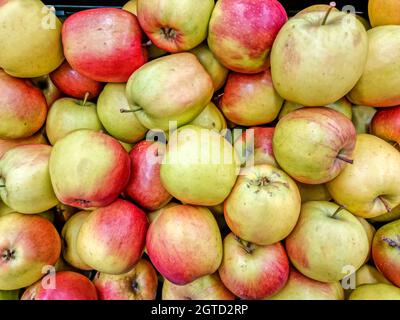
[327,134,400,218]
[285,201,369,283]
[137,0,214,52]
[296,182,331,203]
[368,0,400,27]
[189,102,227,132]
[352,105,377,134]
[349,283,400,300]
[220,69,283,126]
[208,0,287,73]
[0,290,19,300]
[54,203,78,225]
[357,217,376,263]
[0,132,47,159]
[273,108,356,184]
[294,4,339,16]
[354,264,391,287]
[93,259,158,300]
[271,9,368,106]
[0,213,61,290]
[31,75,62,107]
[62,8,147,82]
[126,53,213,130]
[0,0,63,78]
[97,83,147,143]
[77,199,148,274]
[21,271,97,300]
[147,202,179,225]
[123,0,137,14]
[370,206,400,223]
[0,200,15,217]
[0,70,47,139]
[49,129,131,209]
[224,164,301,245]
[0,145,58,214]
[371,107,400,146]
[146,205,222,285]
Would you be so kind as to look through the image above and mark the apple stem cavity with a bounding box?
[234,234,255,254]
[160,27,177,41]
[331,205,345,219]
[378,196,392,213]
[336,154,354,164]
[321,2,336,25]
[120,107,142,114]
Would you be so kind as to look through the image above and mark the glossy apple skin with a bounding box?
[50,61,103,99]
[93,259,158,300]
[369,0,400,27]
[30,75,63,107]
[219,233,289,300]
[208,0,287,73]
[62,8,147,82]
[21,272,97,300]
[0,70,47,139]
[371,107,400,144]
[0,133,47,159]
[0,213,61,290]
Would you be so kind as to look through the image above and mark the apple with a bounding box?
[285,201,369,283]
[371,107,400,147]
[273,108,356,184]
[77,199,148,274]
[93,259,158,300]
[97,83,147,143]
[62,8,147,83]
[0,290,19,300]
[349,283,400,300]
[189,102,227,132]
[327,134,400,218]
[0,200,15,217]
[49,129,131,209]
[352,105,377,134]
[0,0,63,78]
[354,264,391,287]
[126,53,213,130]
[31,75,63,107]
[357,217,376,263]
[224,164,301,245]
[208,0,287,73]
[123,0,137,15]
[368,0,400,27]
[296,182,331,203]
[0,70,47,139]
[21,271,97,300]
[0,132,47,159]
[369,206,400,223]
[160,125,240,206]
[220,69,283,126]
[0,213,61,290]
[147,202,179,225]
[137,0,214,52]
[348,26,400,107]
[54,203,78,225]
[271,8,368,106]
[119,141,134,153]
[146,205,222,285]
[294,4,339,16]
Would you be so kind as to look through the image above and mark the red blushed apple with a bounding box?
[218,233,289,300]
[62,8,147,83]
[21,271,98,300]
[125,141,172,211]
[0,132,47,159]
[50,61,103,100]
[371,107,400,147]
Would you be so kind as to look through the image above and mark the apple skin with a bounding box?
[62,8,147,83]
[0,213,61,290]
[368,0,400,27]
[0,290,19,300]
[49,129,131,210]
[21,271,97,300]
[349,283,400,300]
[354,264,391,287]
[93,259,158,300]
[219,233,289,300]
[146,205,223,285]
[271,10,368,106]
[352,105,377,134]
[0,132,47,159]
[357,217,376,263]
[285,201,369,283]
[189,102,227,132]
[371,107,400,145]
[208,0,287,74]
[296,182,331,203]
[50,61,103,100]
[369,206,400,223]
[220,69,283,126]
[125,141,172,211]
[224,164,301,246]
[31,75,63,107]
[123,0,137,15]
[294,4,339,16]
[273,108,356,184]
[0,70,47,139]
[327,134,400,218]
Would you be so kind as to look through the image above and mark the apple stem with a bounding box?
[336,154,354,164]
[321,2,336,25]
[378,196,392,213]
[0,185,4,187]
[331,205,345,218]
[82,92,89,106]
[234,234,255,254]
[120,107,141,114]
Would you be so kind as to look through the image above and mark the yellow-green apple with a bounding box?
[49,130,131,209]
[368,0,400,27]
[160,125,240,206]
[285,201,369,282]
[371,107,400,147]
[31,75,62,107]
[50,61,103,100]
[327,134,400,218]
[296,182,331,203]
[0,145,58,214]
[370,207,400,223]
[208,0,287,73]
[352,105,376,134]
[224,164,301,245]
[0,132,47,159]
[189,102,227,132]
[93,259,158,300]
[0,290,19,300]
[122,0,137,15]
[0,70,47,139]
[21,271,97,300]
[273,108,356,184]
[349,283,400,300]
[348,26,400,107]
[45,97,103,145]
[372,219,400,287]
[0,213,61,290]
[354,264,391,287]
[137,0,214,52]
[357,217,376,263]
[0,0,63,78]
[0,200,15,217]
[220,69,283,126]
[126,53,213,130]
[97,83,147,143]
[119,141,134,153]
[271,9,368,106]
[62,8,147,83]
[146,205,222,285]
[77,199,148,274]
[162,273,235,300]
[268,267,344,300]
[219,233,289,300]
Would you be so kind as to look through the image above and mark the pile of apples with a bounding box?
[1,0,400,301]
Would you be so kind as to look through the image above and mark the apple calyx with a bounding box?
[321,2,336,25]
[131,279,140,294]
[381,235,400,251]
[74,199,92,207]
[160,27,177,41]
[331,205,345,219]
[378,196,392,213]
[234,234,255,254]
[336,154,354,164]
[1,249,16,262]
